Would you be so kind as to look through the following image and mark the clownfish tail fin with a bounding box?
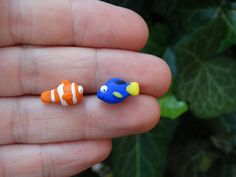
[40,91,52,103]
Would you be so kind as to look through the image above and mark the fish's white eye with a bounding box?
[100,85,108,93]
[78,85,83,94]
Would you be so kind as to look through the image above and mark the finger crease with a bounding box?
[8,0,16,44]
[11,98,30,143]
[0,148,6,177]
[83,99,93,139]
[8,0,33,44]
[40,145,57,177]
[69,0,76,45]
[18,47,40,94]
[18,47,26,94]
[94,49,102,91]
[74,2,88,46]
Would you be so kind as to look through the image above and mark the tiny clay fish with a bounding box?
[41,80,83,106]
[97,78,139,104]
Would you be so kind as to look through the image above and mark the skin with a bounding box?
[0,0,172,177]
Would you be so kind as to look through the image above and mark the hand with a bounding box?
[0,0,171,176]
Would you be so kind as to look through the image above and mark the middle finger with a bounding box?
[0,95,159,145]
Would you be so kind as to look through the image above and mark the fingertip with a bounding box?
[56,140,112,173]
[120,95,160,134]
[121,8,149,51]
[103,3,149,50]
[146,97,160,130]
[1,0,149,49]
[155,59,172,97]
[134,96,160,133]
[120,7,149,51]
[140,54,172,97]
[92,140,112,163]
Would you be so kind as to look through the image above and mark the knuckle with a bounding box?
[8,0,33,43]
[40,146,57,177]
[11,98,29,143]
[18,47,40,94]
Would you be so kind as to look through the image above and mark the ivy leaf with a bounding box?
[220,3,236,50]
[211,113,236,135]
[210,113,236,154]
[142,23,172,57]
[211,135,233,154]
[175,19,236,118]
[182,7,221,32]
[142,24,177,77]
[167,139,236,177]
[177,58,236,118]
[163,48,177,77]
[208,158,236,177]
[111,119,178,177]
[167,140,215,177]
[159,93,188,119]
[166,114,236,177]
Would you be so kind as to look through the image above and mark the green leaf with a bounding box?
[182,7,221,32]
[210,113,236,153]
[179,2,236,49]
[166,114,236,177]
[167,138,236,177]
[175,18,236,118]
[167,140,215,177]
[150,0,225,28]
[142,23,172,57]
[159,94,188,119]
[112,119,178,177]
[211,113,236,135]
[220,3,236,50]
[208,159,236,177]
[211,135,233,154]
[163,48,177,77]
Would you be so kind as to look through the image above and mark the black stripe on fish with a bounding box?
[115,80,126,85]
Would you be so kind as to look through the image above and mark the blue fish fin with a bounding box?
[112,91,123,98]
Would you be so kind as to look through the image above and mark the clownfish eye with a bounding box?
[78,85,83,94]
[100,85,108,93]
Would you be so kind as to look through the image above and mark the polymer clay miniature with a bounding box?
[97,78,139,104]
[41,80,83,106]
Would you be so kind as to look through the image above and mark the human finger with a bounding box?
[0,140,111,177]
[0,47,171,97]
[0,0,148,50]
[0,95,159,145]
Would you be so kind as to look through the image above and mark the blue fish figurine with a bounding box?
[97,78,140,104]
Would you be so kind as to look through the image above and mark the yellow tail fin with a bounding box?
[126,82,139,96]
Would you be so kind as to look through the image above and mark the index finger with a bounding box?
[0,47,171,97]
[0,0,148,50]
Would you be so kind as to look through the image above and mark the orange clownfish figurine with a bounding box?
[40,80,83,106]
